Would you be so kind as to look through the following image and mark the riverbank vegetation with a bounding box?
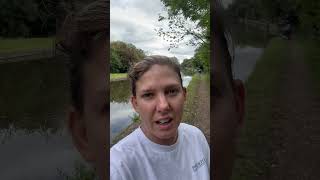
[303,40,320,93]
[0,37,54,53]
[111,41,145,73]
[227,0,320,40]
[182,74,202,124]
[232,38,289,179]
[110,73,127,81]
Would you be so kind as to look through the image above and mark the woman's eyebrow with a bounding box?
[140,88,155,93]
[165,84,180,89]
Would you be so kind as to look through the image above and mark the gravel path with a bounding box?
[269,41,320,179]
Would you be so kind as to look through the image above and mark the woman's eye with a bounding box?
[167,89,179,96]
[142,93,153,98]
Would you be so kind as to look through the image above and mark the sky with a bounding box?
[110,0,198,63]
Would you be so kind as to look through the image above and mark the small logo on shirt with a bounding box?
[192,157,206,172]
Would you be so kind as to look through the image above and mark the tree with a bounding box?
[193,42,209,73]
[110,41,146,73]
[157,0,210,49]
[181,58,196,75]
[157,0,210,73]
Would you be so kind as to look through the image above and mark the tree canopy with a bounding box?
[110,41,146,73]
[226,0,320,38]
[158,0,210,73]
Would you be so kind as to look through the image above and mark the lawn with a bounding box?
[110,73,127,80]
[182,74,202,124]
[0,37,54,54]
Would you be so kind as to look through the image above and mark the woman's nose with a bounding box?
[156,94,170,112]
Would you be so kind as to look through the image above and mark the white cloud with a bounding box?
[110,0,197,63]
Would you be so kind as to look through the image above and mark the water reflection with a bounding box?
[233,46,264,82]
[0,58,82,179]
[110,76,192,141]
[231,22,274,82]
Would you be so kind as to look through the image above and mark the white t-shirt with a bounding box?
[110,123,210,180]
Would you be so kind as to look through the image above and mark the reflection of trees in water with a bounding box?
[0,58,69,131]
[110,80,131,102]
[0,123,66,144]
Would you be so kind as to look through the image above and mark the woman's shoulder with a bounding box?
[179,123,204,136]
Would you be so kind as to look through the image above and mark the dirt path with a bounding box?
[269,41,320,179]
[193,77,211,145]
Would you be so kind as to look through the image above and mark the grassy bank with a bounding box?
[0,37,54,53]
[58,160,96,180]
[110,73,127,80]
[303,40,320,94]
[232,38,289,179]
[183,74,204,125]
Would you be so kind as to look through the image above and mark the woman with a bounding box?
[110,55,210,180]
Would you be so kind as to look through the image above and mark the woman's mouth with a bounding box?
[155,118,173,130]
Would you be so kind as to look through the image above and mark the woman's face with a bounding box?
[131,64,186,145]
[68,40,108,180]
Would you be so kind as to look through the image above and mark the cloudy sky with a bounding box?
[110,0,198,63]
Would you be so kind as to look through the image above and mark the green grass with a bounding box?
[302,40,320,94]
[0,37,54,53]
[130,113,140,123]
[110,73,127,80]
[232,38,289,180]
[58,160,96,180]
[183,74,202,124]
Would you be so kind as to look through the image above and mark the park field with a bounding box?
[110,73,127,80]
[0,37,54,54]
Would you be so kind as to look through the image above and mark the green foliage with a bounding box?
[181,58,196,75]
[227,0,320,38]
[58,160,96,180]
[0,0,58,37]
[297,0,320,38]
[111,50,122,73]
[110,73,127,80]
[181,42,209,75]
[182,74,202,124]
[130,113,140,123]
[111,41,145,73]
[0,37,54,53]
[193,42,209,73]
[157,0,210,49]
[158,0,210,73]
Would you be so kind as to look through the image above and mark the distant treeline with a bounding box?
[0,0,92,38]
[226,0,320,37]
[110,40,205,76]
[111,41,146,73]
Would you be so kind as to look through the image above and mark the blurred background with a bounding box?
[221,0,320,179]
[0,0,97,179]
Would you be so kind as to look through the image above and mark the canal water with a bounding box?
[110,76,192,141]
[231,22,275,81]
[0,58,84,180]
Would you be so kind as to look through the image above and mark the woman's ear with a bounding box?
[68,106,94,162]
[131,95,139,113]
